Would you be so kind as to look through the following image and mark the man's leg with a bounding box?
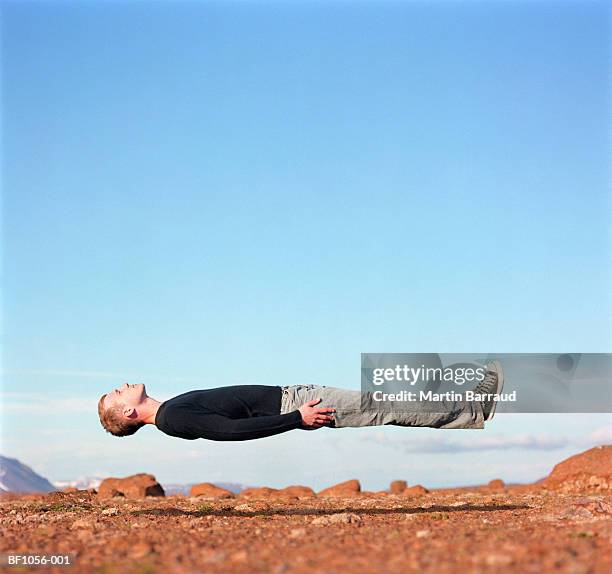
[280,384,484,429]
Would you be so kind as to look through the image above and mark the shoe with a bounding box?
[472,360,505,421]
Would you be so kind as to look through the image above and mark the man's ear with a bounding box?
[123,406,137,419]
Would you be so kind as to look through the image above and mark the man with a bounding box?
[98,362,504,439]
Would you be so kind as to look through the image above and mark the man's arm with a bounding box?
[165,400,335,441]
[171,410,305,441]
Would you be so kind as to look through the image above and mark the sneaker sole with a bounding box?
[487,360,505,421]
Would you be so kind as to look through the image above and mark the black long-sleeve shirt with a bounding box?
[154,385,303,441]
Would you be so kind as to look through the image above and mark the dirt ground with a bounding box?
[1,485,610,574]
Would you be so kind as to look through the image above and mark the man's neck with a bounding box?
[139,397,163,425]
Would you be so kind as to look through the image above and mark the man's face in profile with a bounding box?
[104,382,147,418]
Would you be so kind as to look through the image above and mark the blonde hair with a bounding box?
[97,393,145,437]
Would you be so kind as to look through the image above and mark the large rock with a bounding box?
[279,485,315,498]
[390,480,407,494]
[97,473,165,499]
[189,483,234,499]
[239,487,279,498]
[401,485,429,496]
[361,491,388,498]
[541,446,611,492]
[318,479,361,497]
[488,479,505,490]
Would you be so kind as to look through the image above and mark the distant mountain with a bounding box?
[0,455,57,493]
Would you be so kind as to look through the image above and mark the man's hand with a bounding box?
[298,398,335,429]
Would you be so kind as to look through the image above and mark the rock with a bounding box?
[574,496,610,513]
[561,505,596,521]
[62,487,79,493]
[402,485,429,496]
[278,485,315,497]
[289,528,306,538]
[311,516,329,525]
[390,480,407,494]
[318,479,361,497]
[189,483,234,499]
[560,497,611,521]
[98,473,165,499]
[311,512,362,525]
[330,512,361,524]
[239,487,279,498]
[233,503,255,512]
[416,529,430,538]
[541,446,611,493]
[488,479,505,490]
[100,507,120,516]
[361,491,387,497]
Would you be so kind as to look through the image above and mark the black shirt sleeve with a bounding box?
[167,407,304,441]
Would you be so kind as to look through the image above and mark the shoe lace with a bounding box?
[474,370,497,394]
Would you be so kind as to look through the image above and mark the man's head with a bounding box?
[98,383,148,437]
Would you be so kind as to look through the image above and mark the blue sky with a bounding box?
[1,0,610,489]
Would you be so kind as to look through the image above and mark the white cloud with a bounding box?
[0,393,97,414]
[363,432,569,453]
[586,426,612,444]
[0,394,95,414]
[0,392,173,415]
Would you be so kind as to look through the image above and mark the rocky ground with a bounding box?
[1,446,610,574]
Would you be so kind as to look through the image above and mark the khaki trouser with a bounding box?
[280,384,484,429]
